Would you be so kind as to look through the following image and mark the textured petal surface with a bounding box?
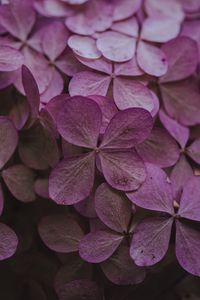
[101,108,153,149]
[69,71,111,98]
[113,77,154,111]
[68,35,101,59]
[111,16,139,37]
[95,183,132,233]
[57,96,102,148]
[99,149,146,191]
[101,245,146,285]
[0,46,23,71]
[141,17,180,43]
[178,177,200,221]
[0,117,18,169]
[136,127,180,167]
[0,223,18,260]
[114,57,143,76]
[49,152,95,205]
[2,164,36,203]
[97,31,136,62]
[187,138,200,164]
[160,37,198,83]
[76,55,112,74]
[137,41,168,77]
[79,230,123,263]
[159,110,189,148]
[127,163,174,214]
[161,79,200,126]
[112,0,142,21]
[130,217,173,266]
[176,221,200,277]
[38,213,84,253]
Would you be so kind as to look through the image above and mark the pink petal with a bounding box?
[141,17,181,43]
[112,0,142,21]
[66,13,94,36]
[171,155,194,202]
[176,221,200,276]
[62,0,88,4]
[137,41,168,76]
[101,245,146,285]
[95,183,132,233]
[114,57,144,76]
[79,230,123,263]
[2,164,36,203]
[150,91,160,118]
[136,127,180,168]
[0,46,23,71]
[42,21,69,61]
[113,77,154,111]
[178,176,200,221]
[181,20,200,62]
[111,16,139,37]
[68,35,101,59]
[75,55,112,74]
[101,108,153,149]
[145,0,184,23]
[99,149,146,191]
[160,79,200,126]
[34,0,74,17]
[159,110,189,148]
[160,37,198,83]
[130,217,173,266]
[0,117,18,169]
[0,223,18,260]
[22,65,40,119]
[0,183,4,216]
[96,31,136,62]
[57,96,102,148]
[56,50,86,76]
[69,71,111,98]
[49,152,95,205]
[187,138,200,164]
[38,213,84,253]
[74,187,97,218]
[19,123,59,170]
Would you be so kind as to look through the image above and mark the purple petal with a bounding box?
[8,96,29,130]
[136,127,180,168]
[69,71,111,98]
[56,279,101,300]
[34,0,74,17]
[159,110,189,148]
[2,164,36,203]
[176,221,200,276]
[0,117,18,169]
[160,79,200,126]
[79,230,123,263]
[96,31,136,62]
[171,155,194,202]
[38,213,84,253]
[127,163,174,214]
[101,108,153,149]
[0,223,18,260]
[101,245,145,285]
[49,152,95,205]
[130,217,173,266]
[113,78,154,111]
[22,65,40,120]
[95,183,132,233]
[114,57,144,76]
[56,49,86,76]
[112,0,142,21]
[74,189,97,219]
[141,17,180,43]
[137,41,168,77]
[160,37,198,83]
[111,16,139,38]
[187,138,200,164]
[0,46,23,71]
[99,149,146,191]
[34,178,49,199]
[66,13,94,36]
[57,96,102,148]
[45,94,69,126]
[0,183,4,216]
[181,20,200,62]
[178,177,200,221]
[42,21,69,61]
[144,0,184,22]
[75,55,112,74]
[19,123,59,170]
[150,91,160,118]
[68,35,101,59]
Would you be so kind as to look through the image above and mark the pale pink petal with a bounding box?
[113,77,154,111]
[34,0,74,17]
[75,55,112,74]
[137,41,168,76]
[69,71,111,97]
[68,35,101,59]
[0,46,23,71]
[66,13,94,36]
[114,57,144,76]
[111,16,139,37]
[112,0,142,21]
[97,31,136,62]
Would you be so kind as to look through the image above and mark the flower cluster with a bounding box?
[0,0,200,299]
